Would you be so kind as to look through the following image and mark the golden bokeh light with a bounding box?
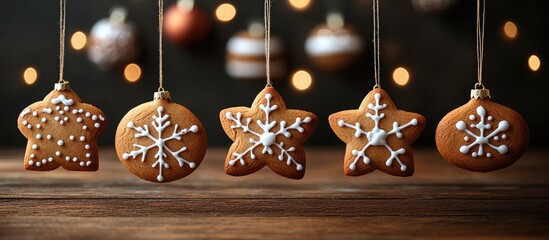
[292,70,312,91]
[392,67,410,86]
[503,21,518,39]
[124,63,141,82]
[528,55,541,72]
[288,0,311,10]
[215,3,236,22]
[23,67,38,85]
[71,31,87,50]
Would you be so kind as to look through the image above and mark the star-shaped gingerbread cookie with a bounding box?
[329,88,425,177]
[219,86,318,179]
[17,83,107,171]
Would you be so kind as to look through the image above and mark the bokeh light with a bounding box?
[23,67,38,85]
[292,70,312,91]
[288,0,311,10]
[503,21,518,39]
[392,67,410,86]
[528,55,541,72]
[124,63,141,82]
[71,31,87,50]
[215,3,236,22]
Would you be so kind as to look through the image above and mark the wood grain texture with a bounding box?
[0,148,548,239]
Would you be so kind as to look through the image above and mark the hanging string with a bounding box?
[372,0,380,89]
[158,0,165,91]
[264,0,272,87]
[476,0,486,88]
[58,0,67,83]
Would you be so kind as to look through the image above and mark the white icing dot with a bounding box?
[41,117,47,123]
[55,106,60,111]
[494,136,499,141]
[28,160,34,166]
[63,117,68,121]
[94,123,101,128]
[22,120,28,125]
[27,125,32,129]
[85,112,91,117]
[59,120,64,125]
[92,115,98,121]
[64,106,70,111]
[65,156,70,161]
[85,144,90,150]
[59,111,64,115]
[488,116,493,121]
[487,153,492,158]
[470,124,475,128]
[35,162,41,167]
[86,161,92,166]
[73,157,78,162]
[47,135,52,140]
[502,134,507,139]
[70,135,75,140]
[48,157,53,162]
[54,116,60,121]
[86,153,91,158]
[469,115,475,121]
[77,117,83,123]
[56,151,61,156]
[72,109,78,114]
[80,136,86,141]
[79,162,85,166]
[78,109,84,113]
[32,111,38,117]
[464,136,469,141]
[32,144,38,150]
[30,154,35,158]
[42,159,47,164]
[57,140,64,146]
[99,115,105,121]
[83,126,88,130]
[36,124,41,129]
[35,134,42,139]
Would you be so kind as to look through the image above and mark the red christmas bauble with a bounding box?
[164,2,210,46]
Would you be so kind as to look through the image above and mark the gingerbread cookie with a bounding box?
[329,88,425,177]
[219,86,318,179]
[115,97,207,183]
[17,83,107,171]
[436,92,529,172]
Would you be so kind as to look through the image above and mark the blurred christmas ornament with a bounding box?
[87,7,139,70]
[411,0,457,14]
[164,0,210,46]
[305,12,363,72]
[226,21,286,80]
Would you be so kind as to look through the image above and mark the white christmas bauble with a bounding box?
[305,24,363,72]
[87,17,139,70]
[226,31,286,80]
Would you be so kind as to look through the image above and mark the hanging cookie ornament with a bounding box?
[87,6,139,70]
[226,21,286,80]
[115,0,207,183]
[436,0,529,172]
[164,0,210,46]
[17,0,107,171]
[220,0,318,179]
[305,11,363,72]
[329,0,426,177]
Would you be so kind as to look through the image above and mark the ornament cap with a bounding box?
[471,88,491,99]
[54,82,70,91]
[154,91,171,101]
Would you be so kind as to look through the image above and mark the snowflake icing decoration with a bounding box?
[225,93,312,171]
[456,106,509,158]
[337,93,418,172]
[122,106,199,182]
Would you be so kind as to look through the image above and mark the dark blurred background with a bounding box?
[1,0,547,147]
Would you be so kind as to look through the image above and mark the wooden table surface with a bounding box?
[1,147,548,239]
